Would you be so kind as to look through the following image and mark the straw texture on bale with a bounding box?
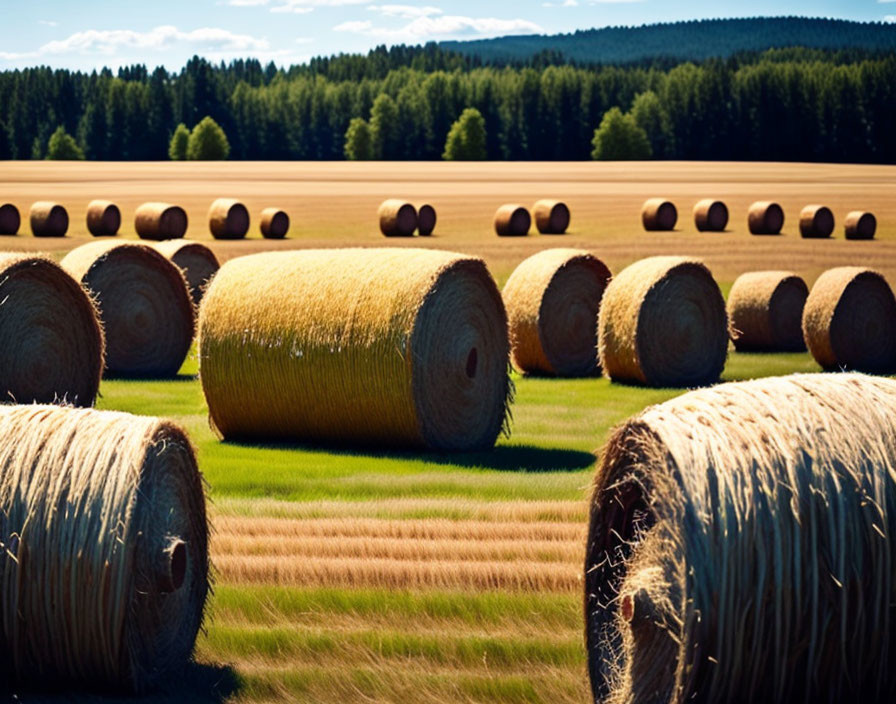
[0,203,20,235]
[0,254,104,407]
[61,241,195,378]
[748,201,784,235]
[494,205,531,237]
[845,211,876,240]
[802,266,896,373]
[641,199,677,231]
[799,205,835,238]
[135,203,188,241]
[86,200,121,237]
[727,271,808,352]
[0,404,208,692]
[208,198,249,240]
[503,248,611,377]
[533,200,571,235]
[692,199,728,232]
[378,200,417,237]
[150,239,220,306]
[585,373,896,704]
[29,202,68,238]
[417,204,437,236]
[598,256,727,387]
[199,248,511,451]
[260,208,289,239]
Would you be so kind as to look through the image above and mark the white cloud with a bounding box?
[38,20,59,27]
[885,14,896,22]
[543,0,578,6]
[334,14,542,41]
[227,0,270,5]
[368,4,443,18]
[270,0,367,11]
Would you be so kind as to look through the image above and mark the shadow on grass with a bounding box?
[103,373,198,383]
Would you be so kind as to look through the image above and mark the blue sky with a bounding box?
[0,1,892,72]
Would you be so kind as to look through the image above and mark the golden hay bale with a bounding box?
[135,202,188,241]
[802,266,896,373]
[748,200,784,235]
[0,404,208,692]
[598,256,727,387]
[844,210,876,240]
[29,202,68,238]
[260,207,290,239]
[692,199,728,232]
[585,373,896,703]
[494,204,531,237]
[641,199,677,231]
[150,239,220,306]
[86,199,121,237]
[799,204,835,238]
[198,248,511,451]
[502,248,611,377]
[0,203,20,235]
[727,271,808,352]
[378,199,417,237]
[61,241,195,378]
[209,198,250,240]
[0,254,104,406]
[417,204,437,236]
[533,200,571,235]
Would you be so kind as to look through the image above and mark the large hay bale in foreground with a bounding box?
[844,210,876,240]
[260,207,290,239]
[150,239,220,306]
[209,198,249,240]
[199,248,511,451]
[533,200,570,235]
[748,200,784,235]
[135,202,188,241]
[494,205,531,237]
[29,202,68,237]
[417,204,437,236]
[378,200,417,237]
[598,256,727,387]
[727,271,808,352]
[799,204,835,238]
[692,199,728,232]
[0,203,20,235]
[503,248,611,376]
[802,266,896,373]
[86,199,121,237]
[585,373,896,704]
[641,199,677,231]
[0,254,104,406]
[61,241,195,377]
[0,404,208,692]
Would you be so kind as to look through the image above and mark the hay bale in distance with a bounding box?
[86,199,121,237]
[802,266,896,373]
[417,204,437,236]
[503,248,611,376]
[198,248,511,451]
[844,211,876,240]
[494,205,531,237]
[799,204,835,238]
[29,202,68,237]
[61,240,195,377]
[693,199,728,232]
[585,373,896,703]
[727,271,808,352]
[748,201,784,235]
[260,207,290,239]
[150,239,220,306]
[641,199,677,231]
[378,200,417,237]
[533,200,571,235]
[209,198,250,240]
[0,203,20,235]
[135,202,188,241]
[598,256,728,387]
[0,254,104,406]
[0,404,208,692]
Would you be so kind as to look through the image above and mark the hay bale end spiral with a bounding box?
[727,271,808,352]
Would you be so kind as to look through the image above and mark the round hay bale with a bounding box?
[503,248,611,377]
[799,204,835,239]
[61,241,195,378]
[844,210,876,240]
[86,199,121,237]
[209,198,250,240]
[693,199,728,232]
[378,200,417,238]
[417,204,437,236]
[598,256,728,387]
[150,239,220,306]
[802,266,896,373]
[0,254,104,406]
[0,404,208,692]
[260,207,290,239]
[494,205,531,237]
[135,202,188,241]
[29,202,68,238]
[748,200,785,235]
[533,200,571,235]
[0,203,20,235]
[585,373,896,703]
[727,271,808,352]
[641,199,677,231]
[198,248,511,451]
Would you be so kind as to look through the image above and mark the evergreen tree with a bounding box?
[443,107,487,160]
[46,126,85,160]
[0,120,11,159]
[169,123,190,160]
[369,93,400,159]
[591,107,652,160]
[344,118,373,160]
[186,117,230,160]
